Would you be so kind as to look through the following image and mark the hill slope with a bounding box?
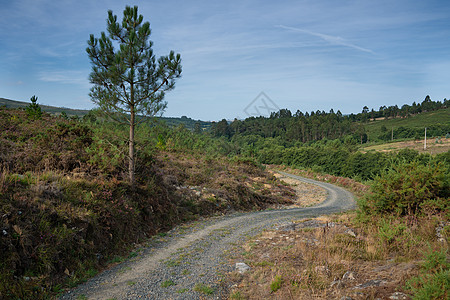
[364,107,450,141]
[0,98,212,130]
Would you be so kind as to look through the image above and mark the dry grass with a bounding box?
[227,213,449,299]
[361,138,450,155]
[156,152,296,213]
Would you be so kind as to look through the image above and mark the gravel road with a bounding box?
[59,172,355,300]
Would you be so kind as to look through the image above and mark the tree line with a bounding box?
[358,95,449,122]
[210,96,448,144]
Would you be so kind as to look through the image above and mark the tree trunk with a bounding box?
[129,106,135,188]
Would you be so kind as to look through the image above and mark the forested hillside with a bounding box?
[211,96,449,144]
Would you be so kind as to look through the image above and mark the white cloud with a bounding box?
[38,70,90,88]
[277,25,375,55]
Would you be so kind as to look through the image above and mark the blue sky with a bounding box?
[1,0,449,121]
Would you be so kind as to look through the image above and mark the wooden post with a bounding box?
[424,127,427,150]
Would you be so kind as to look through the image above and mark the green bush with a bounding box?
[406,248,449,299]
[26,95,42,120]
[359,161,449,216]
[270,275,283,292]
[377,217,407,244]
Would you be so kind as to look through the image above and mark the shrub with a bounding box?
[270,275,283,292]
[406,248,449,299]
[26,95,42,120]
[359,161,449,216]
[377,217,407,244]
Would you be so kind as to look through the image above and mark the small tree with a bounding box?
[86,5,182,186]
[26,95,42,119]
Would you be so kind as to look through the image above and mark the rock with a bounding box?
[345,228,357,237]
[235,262,251,274]
[342,271,356,280]
[327,222,338,227]
[330,280,344,288]
[436,221,450,243]
[389,292,408,300]
[276,223,297,231]
[315,265,328,273]
[352,279,387,289]
[352,292,365,298]
[302,238,319,245]
[31,182,62,198]
[298,220,325,228]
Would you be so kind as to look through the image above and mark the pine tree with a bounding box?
[86,5,182,186]
[26,95,42,119]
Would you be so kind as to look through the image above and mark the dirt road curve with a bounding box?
[59,172,355,300]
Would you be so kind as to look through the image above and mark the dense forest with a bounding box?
[211,95,449,143]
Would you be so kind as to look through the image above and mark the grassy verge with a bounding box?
[227,213,449,299]
[227,164,449,299]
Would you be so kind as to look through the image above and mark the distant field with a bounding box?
[364,107,450,139]
[361,137,450,154]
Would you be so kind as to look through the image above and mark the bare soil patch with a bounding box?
[270,171,327,208]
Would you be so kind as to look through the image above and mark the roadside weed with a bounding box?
[161,280,176,288]
[194,283,214,295]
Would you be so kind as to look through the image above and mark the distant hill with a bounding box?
[0,97,212,131]
[0,97,89,117]
[363,107,450,141]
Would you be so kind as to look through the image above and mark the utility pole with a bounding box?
[424,127,427,150]
[391,128,394,141]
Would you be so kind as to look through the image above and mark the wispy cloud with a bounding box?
[1,80,25,86]
[1,0,449,120]
[38,70,90,87]
[277,25,375,55]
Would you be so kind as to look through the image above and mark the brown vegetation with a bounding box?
[227,213,448,299]
[226,166,449,299]
[0,107,295,298]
